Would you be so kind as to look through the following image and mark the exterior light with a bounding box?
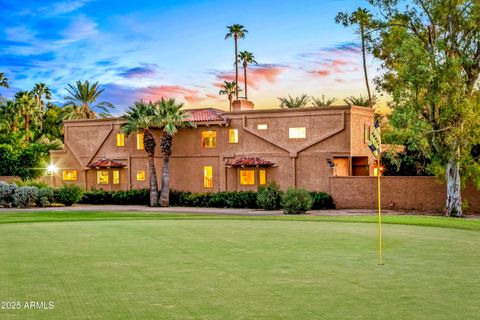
[46,164,59,174]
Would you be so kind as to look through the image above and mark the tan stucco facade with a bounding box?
[48,105,376,192]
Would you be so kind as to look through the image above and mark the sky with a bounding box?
[0,0,380,114]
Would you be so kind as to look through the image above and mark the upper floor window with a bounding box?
[229,129,238,144]
[62,170,77,181]
[137,133,144,150]
[97,171,109,185]
[116,133,125,147]
[257,124,268,130]
[202,131,216,148]
[289,127,306,139]
[204,166,213,188]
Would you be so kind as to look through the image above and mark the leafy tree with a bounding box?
[345,0,480,216]
[43,103,65,141]
[64,80,113,119]
[153,98,195,207]
[0,73,8,88]
[225,24,248,100]
[0,100,20,133]
[121,100,160,206]
[278,94,310,108]
[344,94,378,107]
[219,81,237,111]
[311,95,337,107]
[238,51,257,100]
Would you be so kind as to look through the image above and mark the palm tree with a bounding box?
[0,100,20,132]
[32,83,52,112]
[0,73,8,88]
[311,95,337,107]
[219,81,237,111]
[344,94,378,107]
[336,9,373,107]
[121,100,159,207]
[278,94,310,108]
[238,51,257,100]
[225,24,248,100]
[64,80,113,119]
[14,91,38,142]
[154,98,195,207]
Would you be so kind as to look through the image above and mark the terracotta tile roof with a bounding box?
[226,157,277,168]
[88,159,127,169]
[185,108,225,122]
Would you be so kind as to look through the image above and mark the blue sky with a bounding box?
[0,0,378,113]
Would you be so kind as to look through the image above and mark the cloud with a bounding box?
[50,0,93,15]
[118,64,161,79]
[214,63,286,89]
[308,58,359,77]
[58,15,98,44]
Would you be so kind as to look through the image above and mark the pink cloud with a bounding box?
[215,64,286,89]
[136,85,205,103]
[308,59,359,78]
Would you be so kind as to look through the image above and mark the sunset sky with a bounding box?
[0,0,381,113]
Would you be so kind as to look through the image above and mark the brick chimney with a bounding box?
[232,99,254,111]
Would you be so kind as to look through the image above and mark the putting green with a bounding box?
[0,217,479,319]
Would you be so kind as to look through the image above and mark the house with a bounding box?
[47,103,375,193]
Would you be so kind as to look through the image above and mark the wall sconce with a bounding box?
[326,159,335,169]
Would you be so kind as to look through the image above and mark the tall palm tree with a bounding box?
[0,100,20,132]
[32,83,52,112]
[0,73,8,88]
[219,81,237,111]
[336,9,373,107]
[238,51,257,100]
[121,100,159,207]
[278,94,310,108]
[225,24,248,100]
[64,80,113,119]
[14,91,38,142]
[154,98,195,207]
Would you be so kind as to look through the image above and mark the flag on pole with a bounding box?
[367,120,381,157]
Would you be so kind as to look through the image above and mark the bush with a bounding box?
[79,189,149,205]
[14,179,49,189]
[281,188,313,214]
[37,187,54,208]
[55,184,84,206]
[12,186,39,208]
[310,191,335,210]
[256,182,282,210]
[0,182,18,208]
[168,190,257,208]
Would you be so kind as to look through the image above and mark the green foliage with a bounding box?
[309,191,335,210]
[12,186,39,208]
[0,182,18,208]
[256,182,282,210]
[381,148,433,176]
[55,184,84,206]
[79,189,149,205]
[63,80,113,119]
[37,187,54,208]
[311,95,337,107]
[281,188,313,214]
[278,94,310,108]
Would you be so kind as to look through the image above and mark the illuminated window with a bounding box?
[116,133,125,147]
[259,169,267,185]
[137,133,144,150]
[204,166,213,188]
[62,170,77,181]
[289,127,306,139]
[113,170,120,184]
[136,171,145,181]
[201,131,216,148]
[229,129,238,144]
[240,170,255,185]
[97,171,109,185]
[257,124,267,130]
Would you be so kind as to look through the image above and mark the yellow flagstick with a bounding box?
[377,155,383,266]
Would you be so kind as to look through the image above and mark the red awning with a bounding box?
[226,157,277,168]
[87,159,127,169]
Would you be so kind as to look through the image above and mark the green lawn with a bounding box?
[0,212,479,319]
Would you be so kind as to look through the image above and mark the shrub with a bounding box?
[14,179,49,189]
[257,182,282,210]
[0,182,18,208]
[79,189,149,205]
[169,190,258,208]
[12,186,39,208]
[55,184,84,206]
[37,187,54,207]
[281,188,312,214]
[310,191,335,210]
[169,190,193,206]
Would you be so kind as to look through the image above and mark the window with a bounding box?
[352,157,369,176]
[259,169,267,185]
[201,131,216,148]
[364,124,370,144]
[113,170,120,184]
[229,129,238,144]
[137,133,144,150]
[116,133,125,147]
[136,171,145,181]
[62,170,77,181]
[257,124,268,130]
[97,171,109,184]
[333,157,349,176]
[240,170,255,185]
[289,127,306,139]
[204,166,213,188]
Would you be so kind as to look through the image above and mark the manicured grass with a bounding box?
[0,212,479,319]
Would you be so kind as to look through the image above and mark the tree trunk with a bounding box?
[159,155,170,207]
[445,157,462,217]
[244,63,248,100]
[144,130,159,207]
[361,25,372,107]
[25,114,29,142]
[234,35,239,100]
[229,94,232,112]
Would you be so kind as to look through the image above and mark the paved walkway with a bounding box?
[0,204,445,216]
